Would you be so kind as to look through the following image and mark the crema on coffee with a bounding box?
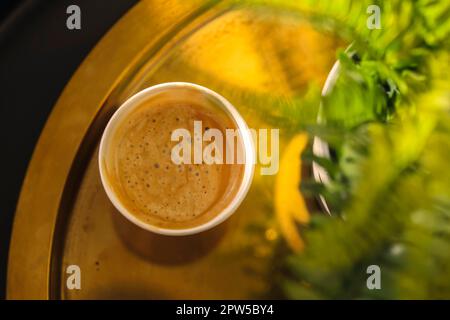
[101,100,244,229]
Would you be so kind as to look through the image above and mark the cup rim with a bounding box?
[98,82,255,236]
[312,60,340,216]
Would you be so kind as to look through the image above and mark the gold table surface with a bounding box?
[7,0,340,299]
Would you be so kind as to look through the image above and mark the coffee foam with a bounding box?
[103,101,244,229]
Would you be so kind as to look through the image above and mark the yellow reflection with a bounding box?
[274,133,310,252]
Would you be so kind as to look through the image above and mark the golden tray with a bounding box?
[7,0,341,299]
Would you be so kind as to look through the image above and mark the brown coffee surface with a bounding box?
[103,101,244,229]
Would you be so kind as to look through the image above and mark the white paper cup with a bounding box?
[99,82,255,236]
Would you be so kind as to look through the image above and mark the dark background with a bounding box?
[0,0,138,299]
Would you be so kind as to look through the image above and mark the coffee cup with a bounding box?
[99,82,255,236]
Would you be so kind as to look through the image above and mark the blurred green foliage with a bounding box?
[237,0,450,299]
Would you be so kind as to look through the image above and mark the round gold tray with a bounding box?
[7,0,341,299]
